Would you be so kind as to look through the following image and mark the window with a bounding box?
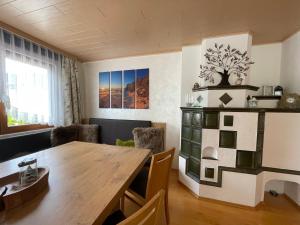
[6,58,49,126]
[0,29,64,135]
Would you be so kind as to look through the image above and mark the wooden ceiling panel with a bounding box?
[0,3,22,19]
[0,0,299,61]
[10,0,66,13]
[0,0,15,6]
[16,6,63,24]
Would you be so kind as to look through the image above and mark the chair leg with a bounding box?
[165,207,169,225]
[165,195,169,224]
[120,195,125,212]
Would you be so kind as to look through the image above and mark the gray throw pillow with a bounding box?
[51,125,79,147]
[78,124,99,143]
[133,127,164,154]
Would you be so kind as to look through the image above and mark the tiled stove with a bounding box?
[179,86,300,207]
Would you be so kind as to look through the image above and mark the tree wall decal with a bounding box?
[199,43,254,86]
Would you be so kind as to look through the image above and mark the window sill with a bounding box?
[1,124,53,135]
[0,128,53,140]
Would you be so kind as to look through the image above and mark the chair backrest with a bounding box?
[145,148,175,202]
[118,190,166,225]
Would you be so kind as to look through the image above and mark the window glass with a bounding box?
[5,58,49,126]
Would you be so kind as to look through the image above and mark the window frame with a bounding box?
[0,58,54,135]
[0,101,52,135]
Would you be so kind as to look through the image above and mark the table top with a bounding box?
[0,141,150,225]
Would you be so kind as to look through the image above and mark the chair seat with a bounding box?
[129,166,149,198]
[103,210,126,225]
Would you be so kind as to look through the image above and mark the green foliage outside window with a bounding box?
[7,114,28,126]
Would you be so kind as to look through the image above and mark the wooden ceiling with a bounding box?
[0,0,300,62]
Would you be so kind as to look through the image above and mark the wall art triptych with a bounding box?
[99,68,149,109]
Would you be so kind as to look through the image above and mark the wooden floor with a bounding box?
[124,170,300,225]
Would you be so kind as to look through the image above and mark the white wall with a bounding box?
[250,43,282,93]
[263,113,300,171]
[281,31,300,94]
[181,44,201,105]
[201,33,253,86]
[82,52,182,168]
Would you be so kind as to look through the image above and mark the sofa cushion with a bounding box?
[78,124,99,143]
[51,125,79,147]
[133,127,164,154]
[0,130,51,162]
[115,139,135,147]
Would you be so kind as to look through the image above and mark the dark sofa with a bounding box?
[0,118,152,162]
[0,130,52,162]
[89,118,151,145]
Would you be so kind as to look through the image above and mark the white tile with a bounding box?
[218,148,237,167]
[201,159,218,182]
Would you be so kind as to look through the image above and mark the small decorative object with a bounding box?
[0,167,49,211]
[278,93,300,109]
[185,93,194,107]
[248,97,258,108]
[202,146,218,160]
[193,82,200,89]
[199,43,254,86]
[269,190,279,197]
[18,158,38,186]
[274,86,283,96]
[192,95,203,107]
[262,86,273,96]
[219,93,233,105]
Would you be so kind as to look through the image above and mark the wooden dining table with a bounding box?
[0,141,150,225]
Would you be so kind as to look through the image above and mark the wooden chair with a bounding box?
[120,190,166,225]
[125,148,175,224]
[103,190,166,225]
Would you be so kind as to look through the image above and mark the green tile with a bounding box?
[182,111,192,126]
[191,143,201,159]
[191,128,201,143]
[192,112,202,126]
[203,112,219,129]
[181,140,191,156]
[236,150,256,169]
[187,157,200,177]
[219,130,237,148]
[224,115,234,126]
[205,168,215,179]
[182,126,191,139]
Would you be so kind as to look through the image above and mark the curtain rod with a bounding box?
[0,21,80,62]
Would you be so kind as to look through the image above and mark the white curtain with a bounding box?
[0,29,64,126]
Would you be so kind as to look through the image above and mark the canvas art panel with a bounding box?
[136,68,149,109]
[111,71,122,108]
[123,70,136,109]
[99,72,110,108]
[99,68,149,109]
